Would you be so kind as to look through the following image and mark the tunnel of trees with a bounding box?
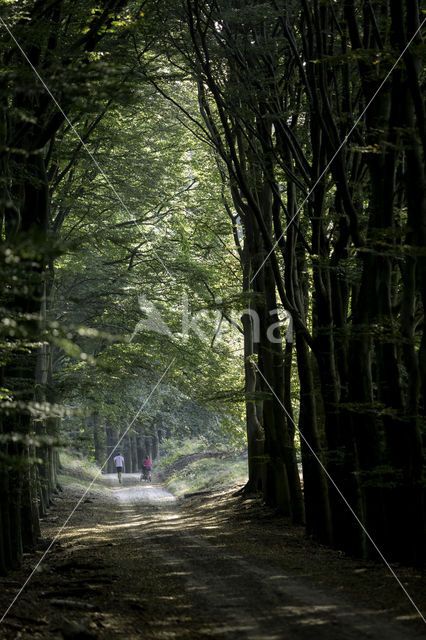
[0,0,425,575]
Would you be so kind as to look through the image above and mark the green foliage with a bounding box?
[164,454,248,496]
[47,74,246,456]
[157,436,231,468]
[59,450,108,495]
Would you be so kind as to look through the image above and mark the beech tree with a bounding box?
[0,0,142,573]
[150,0,426,565]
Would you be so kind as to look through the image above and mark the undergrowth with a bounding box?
[59,450,108,495]
[58,444,248,497]
[165,454,248,496]
[156,437,228,469]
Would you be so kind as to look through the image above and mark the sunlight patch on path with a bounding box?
[101,473,176,504]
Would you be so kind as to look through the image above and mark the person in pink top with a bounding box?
[141,456,152,482]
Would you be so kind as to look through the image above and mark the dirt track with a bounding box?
[0,474,425,639]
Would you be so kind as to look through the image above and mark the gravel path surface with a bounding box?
[108,476,426,640]
[0,473,425,639]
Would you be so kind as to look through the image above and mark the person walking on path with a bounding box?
[113,452,125,483]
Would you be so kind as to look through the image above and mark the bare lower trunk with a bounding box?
[296,335,332,544]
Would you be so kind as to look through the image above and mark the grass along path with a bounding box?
[157,450,248,496]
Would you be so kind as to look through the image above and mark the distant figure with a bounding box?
[113,452,125,483]
[141,456,152,482]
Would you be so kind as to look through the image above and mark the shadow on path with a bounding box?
[0,474,424,639]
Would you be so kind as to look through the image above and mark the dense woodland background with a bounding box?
[0,0,425,575]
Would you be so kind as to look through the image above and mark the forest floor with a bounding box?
[0,471,426,640]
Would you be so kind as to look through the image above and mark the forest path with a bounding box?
[1,475,425,639]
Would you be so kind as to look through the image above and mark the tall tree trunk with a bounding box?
[241,233,265,494]
[296,334,333,545]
